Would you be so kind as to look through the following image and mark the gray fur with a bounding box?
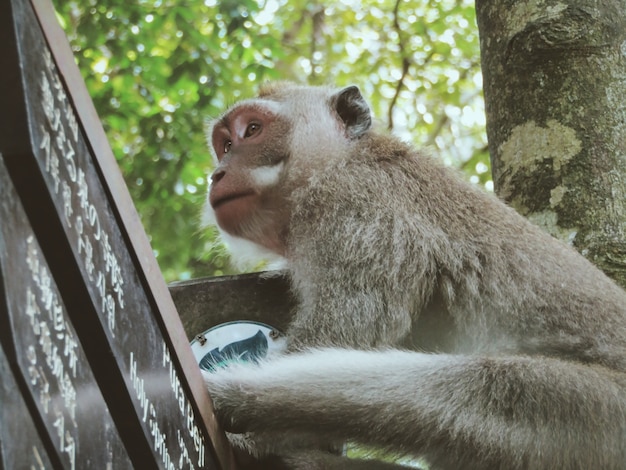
[204,83,626,469]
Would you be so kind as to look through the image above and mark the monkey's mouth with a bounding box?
[210,190,256,210]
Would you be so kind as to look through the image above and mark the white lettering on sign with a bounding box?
[129,349,206,469]
[130,352,176,469]
[38,48,125,337]
[163,342,206,467]
[24,235,79,469]
[31,445,46,469]
[36,44,207,470]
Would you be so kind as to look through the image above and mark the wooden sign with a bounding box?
[0,0,235,468]
[0,329,55,469]
[0,157,132,469]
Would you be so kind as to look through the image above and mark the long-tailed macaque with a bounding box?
[202,83,626,469]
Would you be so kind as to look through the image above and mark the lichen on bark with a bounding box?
[498,119,581,207]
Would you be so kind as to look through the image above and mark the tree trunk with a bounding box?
[475,0,626,288]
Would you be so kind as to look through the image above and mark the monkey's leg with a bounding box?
[205,348,626,470]
[224,430,340,462]
[249,450,421,470]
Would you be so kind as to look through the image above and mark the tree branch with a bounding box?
[387,0,410,130]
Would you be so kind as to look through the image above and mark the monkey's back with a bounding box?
[286,131,626,368]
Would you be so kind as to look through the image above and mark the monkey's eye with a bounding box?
[224,140,232,154]
[244,122,261,138]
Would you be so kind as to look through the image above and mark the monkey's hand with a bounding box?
[207,388,280,467]
[204,365,336,457]
[225,432,264,458]
[203,366,258,434]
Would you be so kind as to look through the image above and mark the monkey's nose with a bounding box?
[211,169,226,183]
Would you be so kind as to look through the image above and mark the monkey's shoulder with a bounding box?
[354,132,414,161]
[352,132,458,179]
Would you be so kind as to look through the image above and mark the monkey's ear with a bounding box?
[332,85,372,139]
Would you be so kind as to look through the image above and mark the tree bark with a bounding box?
[475,0,626,288]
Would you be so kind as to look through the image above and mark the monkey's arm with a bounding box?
[205,349,626,470]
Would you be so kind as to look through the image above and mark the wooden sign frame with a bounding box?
[0,0,235,468]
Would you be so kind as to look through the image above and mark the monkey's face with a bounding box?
[205,83,372,257]
[207,100,292,255]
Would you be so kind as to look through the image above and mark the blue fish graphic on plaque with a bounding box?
[199,329,269,371]
[190,321,287,373]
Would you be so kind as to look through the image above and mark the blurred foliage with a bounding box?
[52,0,488,282]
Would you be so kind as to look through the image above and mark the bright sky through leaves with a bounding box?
[54,0,488,281]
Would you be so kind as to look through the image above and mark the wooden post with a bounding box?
[170,273,295,340]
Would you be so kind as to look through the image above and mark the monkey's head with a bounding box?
[204,83,372,264]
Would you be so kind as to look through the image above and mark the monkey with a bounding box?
[201,82,626,469]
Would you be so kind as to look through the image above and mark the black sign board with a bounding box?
[0,157,132,469]
[0,334,54,469]
[0,0,234,468]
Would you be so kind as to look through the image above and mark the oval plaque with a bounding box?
[191,321,287,372]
